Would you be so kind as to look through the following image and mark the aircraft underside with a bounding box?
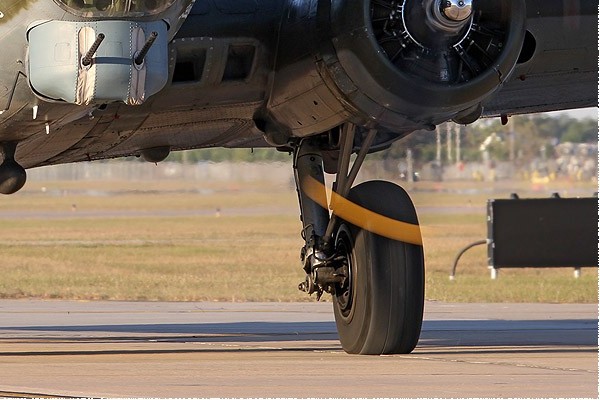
[0,0,597,354]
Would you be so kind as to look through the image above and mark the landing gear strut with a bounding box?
[293,125,425,355]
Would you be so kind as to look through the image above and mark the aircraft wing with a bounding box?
[482,0,598,116]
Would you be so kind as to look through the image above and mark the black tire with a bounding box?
[332,180,424,355]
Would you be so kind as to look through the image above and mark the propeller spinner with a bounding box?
[440,0,473,22]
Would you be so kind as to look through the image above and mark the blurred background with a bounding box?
[1,110,597,303]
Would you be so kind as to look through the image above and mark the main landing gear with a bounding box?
[293,125,425,355]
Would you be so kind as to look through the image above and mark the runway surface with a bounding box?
[0,300,597,398]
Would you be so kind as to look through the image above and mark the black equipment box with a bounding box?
[487,197,598,269]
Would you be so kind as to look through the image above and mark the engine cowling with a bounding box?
[265,0,526,141]
[328,0,526,127]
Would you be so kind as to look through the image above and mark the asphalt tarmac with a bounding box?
[0,300,597,398]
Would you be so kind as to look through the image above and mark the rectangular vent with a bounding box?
[172,49,207,83]
[222,45,255,81]
[173,61,196,82]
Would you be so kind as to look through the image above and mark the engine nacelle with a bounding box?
[267,0,526,138]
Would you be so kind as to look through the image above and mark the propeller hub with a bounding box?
[427,0,473,33]
[441,0,473,22]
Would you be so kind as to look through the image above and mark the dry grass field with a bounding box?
[0,177,597,303]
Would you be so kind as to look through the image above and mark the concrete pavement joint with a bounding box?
[397,353,598,373]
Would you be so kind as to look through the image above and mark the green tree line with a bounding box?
[380,114,597,166]
[166,147,292,163]
[165,114,597,164]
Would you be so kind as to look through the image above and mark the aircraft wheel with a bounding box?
[332,180,424,355]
